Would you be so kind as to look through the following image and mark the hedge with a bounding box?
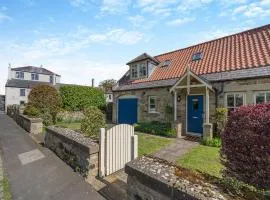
[59,85,106,111]
[221,103,270,190]
[135,121,176,137]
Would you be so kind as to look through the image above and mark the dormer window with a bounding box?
[162,60,171,67]
[31,73,39,81]
[139,63,147,77]
[192,52,203,61]
[131,65,138,78]
[15,71,24,79]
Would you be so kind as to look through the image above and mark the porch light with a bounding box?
[177,95,181,102]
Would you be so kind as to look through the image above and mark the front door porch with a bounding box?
[170,67,214,139]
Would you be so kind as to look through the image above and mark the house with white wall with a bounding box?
[5,65,61,111]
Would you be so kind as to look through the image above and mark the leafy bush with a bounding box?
[81,107,106,138]
[28,84,62,124]
[200,138,221,147]
[215,107,228,137]
[135,121,176,137]
[23,105,40,117]
[60,85,106,111]
[40,110,53,126]
[221,103,270,190]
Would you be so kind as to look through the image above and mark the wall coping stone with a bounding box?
[46,126,99,154]
[125,156,227,200]
[19,114,43,123]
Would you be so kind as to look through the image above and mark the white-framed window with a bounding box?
[131,65,138,79]
[20,89,25,97]
[254,91,270,104]
[139,63,147,77]
[225,93,245,113]
[148,96,157,113]
[15,71,24,79]
[31,73,39,81]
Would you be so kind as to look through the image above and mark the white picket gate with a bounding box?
[99,124,138,177]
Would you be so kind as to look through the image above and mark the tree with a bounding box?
[98,79,117,92]
[28,84,62,124]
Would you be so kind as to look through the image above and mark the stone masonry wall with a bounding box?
[125,156,227,200]
[44,126,99,182]
[113,87,174,123]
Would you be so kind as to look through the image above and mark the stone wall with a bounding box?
[113,87,174,123]
[7,105,43,135]
[44,126,99,181]
[125,156,227,200]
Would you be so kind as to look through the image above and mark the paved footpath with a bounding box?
[153,138,199,163]
[0,115,104,200]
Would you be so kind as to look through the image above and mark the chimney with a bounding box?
[92,78,95,87]
[8,63,12,80]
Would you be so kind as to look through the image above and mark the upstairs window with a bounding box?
[15,71,24,79]
[131,65,138,78]
[50,75,53,83]
[162,60,171,67]
[31,73,39,81]
[254,91,270,104]
[192,52,203,61]
[139,63,147,77]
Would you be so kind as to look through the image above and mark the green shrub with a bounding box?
[215,107,228,137]
[60,85,106,111]
[134,121,176,137]
[40,110,53,126]
[81,107,106,138]
[28,84,62,124]
[56,111,84,123]
[200,138,221,147]
[23,105,40,117]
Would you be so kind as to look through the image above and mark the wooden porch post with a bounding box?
[205,87,210,124]
[174,90,177,121]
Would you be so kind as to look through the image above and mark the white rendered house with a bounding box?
[5,65,61,111]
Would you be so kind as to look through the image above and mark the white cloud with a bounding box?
[69,0,97,12]
[166,17,195,26]
[100,0,131,15]
[177,0,213,13]
[137,0,177,16]
[0,12,11,23]
[128,15,145,27]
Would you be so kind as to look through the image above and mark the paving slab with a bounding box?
[153,138,199,163]
[0,115,104,200]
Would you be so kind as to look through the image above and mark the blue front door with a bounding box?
[118,98,138,124]
[187,95,204,134]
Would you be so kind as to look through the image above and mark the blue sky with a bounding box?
[0,0,269,94]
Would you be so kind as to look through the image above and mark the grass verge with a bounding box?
[1,176,12,200]
[177,145,223,178]
[136,132,175,156]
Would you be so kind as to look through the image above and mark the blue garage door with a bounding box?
[118,98,138,124]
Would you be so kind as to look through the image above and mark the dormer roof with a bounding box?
[126,53,160,65]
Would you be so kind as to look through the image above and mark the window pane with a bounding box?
[256,93,265,104]
[227,94,234,107]
[235,94,243,107]
[149,97,156,111]
[266,93,270,103]
[192,99,199,110]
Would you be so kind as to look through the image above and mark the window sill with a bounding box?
[148,111,159,114]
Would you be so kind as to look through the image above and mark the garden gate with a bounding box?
[99,124,138,177]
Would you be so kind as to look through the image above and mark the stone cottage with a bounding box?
[112,24,270,139]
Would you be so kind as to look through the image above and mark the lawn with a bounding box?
[177,145,224,178]
[136,132,174,156]
[55,121,81,130]
[54,122,174,156]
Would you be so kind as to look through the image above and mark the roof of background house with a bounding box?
[116,24,270,91]
[11,66,60,76]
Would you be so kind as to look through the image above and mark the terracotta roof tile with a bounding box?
[133,24,270,84]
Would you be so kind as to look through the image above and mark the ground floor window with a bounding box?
[148,96,157,113]
[254,91,270,104]
[20,101,25,106]
[225,93,245,113]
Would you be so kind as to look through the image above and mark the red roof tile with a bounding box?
[133,24,270,84]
